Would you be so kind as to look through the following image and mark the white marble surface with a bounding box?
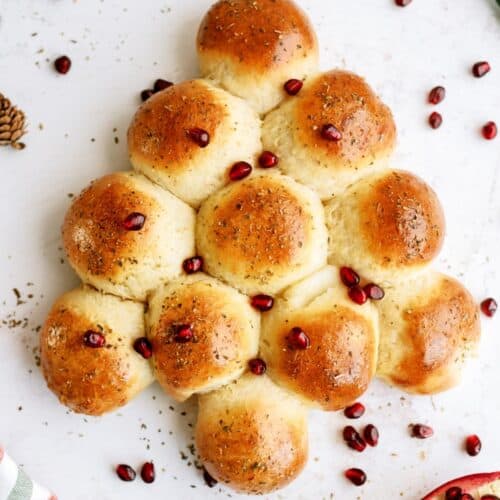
[1,1,499,499]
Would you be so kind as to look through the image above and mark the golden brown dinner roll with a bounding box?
[147,274,260,401]
[127,79,261,207]
[325,169,445,283]
[40,287,154,416]
[62,171,195,301]
[262,70,397,199]
[196,373,308,494]
[197,0,319,114]
[261,266,379,410]
[196,172,328,295]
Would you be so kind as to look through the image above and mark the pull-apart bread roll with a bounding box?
[377,272,480,394]
[262,70,396,199]
[197,0,319,114]
[196,374,308,494]
[40,287,153,416]
[325,169,445,283]
[196,172,328,295]
[147,274,260,401]
[62,171,195,301]
[127,79,261,207]
[261,266,379,410]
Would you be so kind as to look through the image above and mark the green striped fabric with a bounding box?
[7,468,34,500]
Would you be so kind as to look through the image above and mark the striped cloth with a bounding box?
[0,447,56,500]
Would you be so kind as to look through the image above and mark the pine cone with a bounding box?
[0,93,27,150]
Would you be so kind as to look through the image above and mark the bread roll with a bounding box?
[127,79,261,207]
[147,274,260,401]
[261,266,379,410]
[40,287,153,416]
[197,0,319,114]
[325,169,445,283]
[62,171,195,301]
[377,272,481,394]
[196,373,308,494]
[262,70,396,199]
[196,172,328,295]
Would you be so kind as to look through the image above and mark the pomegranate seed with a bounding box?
[284,79,303,96]
[203,468,218,488]
[229,161,252,181]
[472,61,491,78]
[465,434,482,456]
[348,286,368,305]
[395,0,412,5]
[83,330,105,348]
[481,496,500,500]
[287,327,310,350]
[133,337,153,359]
[344,468,366,486]
[321,123,342,142]
[481,298,498,317]
[173,324,193,343]
[248,358,267,375]
[54,55,71,74]
[116,464,136,481]
[482,121,497,140]
[140,462,155,483]
[340,267,360,287]
[410,424,434,439]
[123,212,146,231]
[429,112,443,129]
[342,426,366,452]
[363,424,379,447]
[250,294,274,311]
[141,89,154,102]
[344,402,365,419]
[428,86,446,105]
[258,151,279,168]
[186,128,210,147]
[445,487,463,500]
[153,79,173,92]
[183,256,203,274]
[461,495,474,500]
[363,283,385,301]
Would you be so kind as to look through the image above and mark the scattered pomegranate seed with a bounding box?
[258,150,279,168]
[461,494,474,500]
[248,358,267,375]
[183,256,203,274]
[343,426,366,452]
[411,424,434,439]
[284,79,303,96]
[363,424,379,447]
[250,294,274,311]
[133,337,153,359]
[287,327,310,350]
[173,324,193,343]
[203,468,218,488]
[363,283,385,301]
[465,434,482,456]
[428,86,446,105]
[472,61,491,78]
[481,496,500,500]
[395,0,412,5]
[116,464,136,481]
[429,111,443,129]
[482,121,497,140]
[321,123,342,142]
[54,55,71,74]
[340,267,360,287]
[83,330,105,348]
[344,402,365,419]
[445,487,463,500]
[141,89,154,102]
[348,286,368,305]
[153,79,173,92]
[186,128,210,147]
[140,462,155,483]
[123,212,146,231]
[229,161,252,181]
[344,468,367,486]
[481,298,498,317]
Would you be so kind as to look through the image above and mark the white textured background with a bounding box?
[0,1,499,499]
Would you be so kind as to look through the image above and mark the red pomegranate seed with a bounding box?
[116,464,136,481]
[153,79,173,92]
[395,0,412,5]
[429,111,443,129]
[344,468,366,486]
[472,61,491,78]
[140,462,155,483]
[321,123,342,142]
[363,283,385,301]
[344,402,365,419]
[465,434,482,456]
[54,55,71,74]
[123,212,146,231]
[482,121,497,140]
[340,267,360,287]
[411,424,434,439]
[481,297,498,317]
[203,468,218,488]
[183,256,203,274]
[186,128,210,147]
[173,324,193,343]
[229,161,252,181]
[348,286,368,305]
[461,494,474,500]
[342,426,366,452]
[250,294,274,311]
[258,150,279,168]
[428,86,446,105]
[83,330,105,348]
[445,487,463,500]
[141,89,154,102]
[284,79,303,96]
[133,337,153,359]
[481,496,500,500]
[363,424,379,447]
[287,327,310,350]
[248,358,267,375]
